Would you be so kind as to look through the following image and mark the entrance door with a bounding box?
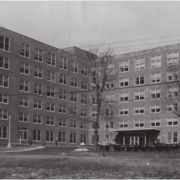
[130,136,138,145]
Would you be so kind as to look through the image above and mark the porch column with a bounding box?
[144,134,146,145]
[123,134,125,145]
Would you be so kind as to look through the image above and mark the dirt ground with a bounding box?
[1,151,180,179]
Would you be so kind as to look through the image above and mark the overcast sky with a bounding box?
[1,1,180,54]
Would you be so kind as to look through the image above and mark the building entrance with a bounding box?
[124,132,146,146]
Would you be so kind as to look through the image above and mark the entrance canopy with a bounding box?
[109,128,161,132]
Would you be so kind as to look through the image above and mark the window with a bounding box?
[19,128,28,140]
[150,105,161,113]
[20,62,29,75]
[20,80,29,92]
[119,108,129,116]
[120,78,129,87]
[105,94,114,104]
[59,89,67,100]
[167,72,179,82]
[59,105,67,114]
[105,82,114,89]
[120,61,129,73]
[34,100,42,110]
[59,74,67,85]
[34,67,43,79]
[47,71,55,82]
[134,90,145,101]
[33,115,42,124]
[47,87,55,98]
[91,123,99,130]
[59,132,66,143]
[167,103,178,112]
[91,111,97,118]
[80,134,87,144]
[34,83,42,95]
[151,55,161,68]
[81,81,88,90]
[151,119,161,127]
[33,129,41,141]
[0,57,9,69]
[70,133,76,143]
[81,94,87,105]
[0,110,8,120]
[35,48,43,62]
[81,109,87,117]
[70,120,77,128]
[134,106,145,115]
[91,135,99,144]
[70,92,77,102]
[151,73,161,84]
[70,107,77,116]
[106,122,114,129]
[167,118,178,126]
[21,43,30,58]
[60,57,68,70]
[0,75,8,88]
[134,120,144,128]
[19,113,28,122]
[119,121,128,128]
[71,77,78,88]
[106,108,113,117]
[82,65,88,76]
[48,53,56,66]
[134,76,145,86]
[167,87,178,98]
[47,102,55,112]
[134,58,145,70]
[71,61,78,73]
[46,131,54,142]
[59,119,66,127]
[0,126,7,139]
[92,96,97,105]
[151,89,161,99]
[167,132,178,143]
[80,122,87,130]
[0,36,9,51]
[0,94,8,104]
[167,52,179,66]
[46,117,55,126]
[20,97,29,107]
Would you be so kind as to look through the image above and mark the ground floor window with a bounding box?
[46,131,54,142]
[70,133,76,144]
[19,128,28,140]
[167,132,178,143]
[91,135,99,144]
[80,134,87,144]
[0,126,7,139]
[58,132,66,143]
[33,129,41,141]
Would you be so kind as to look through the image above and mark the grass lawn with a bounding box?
[1,147,180,179]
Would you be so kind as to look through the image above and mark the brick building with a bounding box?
[0,26,93,146]
[1,26,180,147]
[96,43,180,145]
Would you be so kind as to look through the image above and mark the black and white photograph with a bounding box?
[0,1,180,179]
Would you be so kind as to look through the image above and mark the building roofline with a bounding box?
[0,26,91,61]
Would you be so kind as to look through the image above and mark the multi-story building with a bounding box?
[95,43,180,146]
[1,26,180,147]
[0,26,92,146]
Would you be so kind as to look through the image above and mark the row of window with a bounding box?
[0,37,88,75]
[119,118,179,128]
[119,53,179,73]
[0,125,87,144]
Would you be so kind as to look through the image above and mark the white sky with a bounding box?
[1,1,180,54]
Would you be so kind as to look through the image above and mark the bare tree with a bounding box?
[83,46,119,150]
[161,59,180,117]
